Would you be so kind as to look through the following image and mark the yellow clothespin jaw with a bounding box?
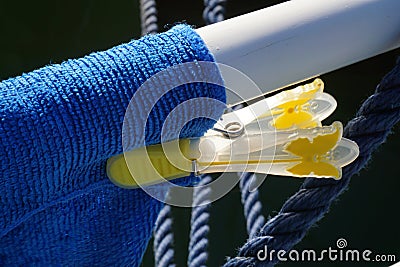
[213,78,336,134]
[107,79,359,188]
[196,121,358,179]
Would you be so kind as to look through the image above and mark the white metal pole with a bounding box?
[196,0,400,104]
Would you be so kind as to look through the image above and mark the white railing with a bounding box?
[197,0,400,104]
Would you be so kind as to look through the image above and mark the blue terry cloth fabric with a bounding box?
[0,25,226,266]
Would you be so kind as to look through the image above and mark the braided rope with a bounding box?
[139,0,158,35]
[231,100,267,240]
[224,59,400,266]
[239,172,266,239]
[188,175,213,267]
[154,205,176,267]
[186,2,228,267]
[203,0,227,25]
[140,2,176,266]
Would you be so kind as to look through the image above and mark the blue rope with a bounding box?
[239,173,266,239]
[139,0,158,35]
[223,59,400,266]
[188,175,213,267]
[187,2,227,267]
[154,205,176,267]
[140,2,177,266]
[203,0,227,25]
[232,101,267,240]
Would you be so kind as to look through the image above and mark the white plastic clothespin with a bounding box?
[107,79,359,188]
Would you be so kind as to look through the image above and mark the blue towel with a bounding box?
[0,25,226,265]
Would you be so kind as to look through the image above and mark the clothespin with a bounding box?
[107,79,359,188]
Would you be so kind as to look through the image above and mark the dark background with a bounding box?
[1,0,399,266]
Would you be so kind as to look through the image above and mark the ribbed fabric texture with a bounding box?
[0,25,226,266]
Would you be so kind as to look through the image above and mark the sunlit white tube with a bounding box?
[196,0,400,104]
